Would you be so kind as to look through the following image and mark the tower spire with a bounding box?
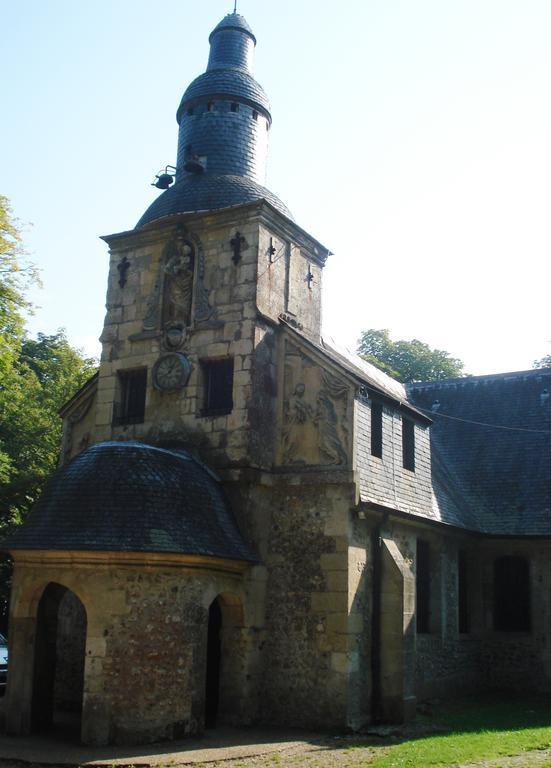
[136,11,292,228]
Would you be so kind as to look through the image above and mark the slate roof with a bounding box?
[178,70,271,117]
[136,174,292,228]
[408,369,551,536]
[209,13,256,43]
[2,442,257,561]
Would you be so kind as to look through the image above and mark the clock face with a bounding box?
[153,353,192,392]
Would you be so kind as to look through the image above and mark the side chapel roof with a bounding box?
[2,442,257,561]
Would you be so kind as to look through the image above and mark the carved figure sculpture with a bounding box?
[316,371,349,465]
[282,382,316,464]
[162,240,194,325]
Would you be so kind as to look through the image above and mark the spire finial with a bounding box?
[233,0,237,12]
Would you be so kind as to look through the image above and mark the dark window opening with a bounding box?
[230,103,239,113]
[402,418,415,471]
[416,540,431,634]
[114,368,147,425]
[494,556,531,632]
[458,550,470,634]
[252,110,258,121]
[205,599,222,728]
[207,101,214,111]
[371,401,383,458]
[202,359,233,416]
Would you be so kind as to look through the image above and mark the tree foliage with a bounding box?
[357,328,465,383]
[0,198,97,528]
[1,332,96,524]
[0,196,97,629]
[533,354,551,369]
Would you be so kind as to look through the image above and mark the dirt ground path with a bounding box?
[0,735,550,768]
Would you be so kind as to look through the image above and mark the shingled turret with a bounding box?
[137,12,291,227]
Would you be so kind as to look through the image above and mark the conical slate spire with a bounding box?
[136,12,291,229]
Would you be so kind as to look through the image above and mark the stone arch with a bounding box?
[204,592,246,728]
[31,582,87,737]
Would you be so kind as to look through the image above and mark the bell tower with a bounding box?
[137,11,291,227]
[79,11,330,471]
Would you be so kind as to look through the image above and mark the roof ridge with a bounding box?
[408,368,551,390]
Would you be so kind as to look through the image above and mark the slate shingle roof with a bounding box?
[209,13,256,43]
[136,174,292,228]
[2,442,257,561]
[179,70,271,116]
[408,369,551,536]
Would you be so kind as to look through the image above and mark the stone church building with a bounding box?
[3,11,551,747]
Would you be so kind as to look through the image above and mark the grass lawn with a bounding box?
[369,693,551,767]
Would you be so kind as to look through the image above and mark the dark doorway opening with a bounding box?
[31,583,87,740]
[494,556,531,632]
[205,598,222,728]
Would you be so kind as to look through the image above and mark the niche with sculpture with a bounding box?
[140,228,215,350]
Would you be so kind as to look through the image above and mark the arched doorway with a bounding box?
[204,593,246,729]
[205,598,222,727]
[31,583,87,738]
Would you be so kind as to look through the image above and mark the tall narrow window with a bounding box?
[402,418,415,471]
[201,359,234,416]
[458,550,470,634]
[416,539,431,634]
[371,401,383,458]
[494,556,531,632]
[114,368,147,425]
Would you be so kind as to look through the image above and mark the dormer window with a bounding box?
[371,401,383,458]
[402,418,415,471]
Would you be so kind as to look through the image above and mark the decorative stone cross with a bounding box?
[117,256,130,288]
[230,232,245,265]
[267,237,277,263]
[305,264,315,289]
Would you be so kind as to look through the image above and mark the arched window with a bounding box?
[493,556,531,632]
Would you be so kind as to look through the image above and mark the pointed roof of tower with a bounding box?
[136,11,291,228]
[209,12,256,44]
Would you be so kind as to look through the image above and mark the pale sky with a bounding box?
[3,0,550,375]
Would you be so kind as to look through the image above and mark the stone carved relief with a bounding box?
[162,239,194,326]
[281,343,349,467]
[317,371,349,466]
[194,244,215,323]
[140,228,215,337]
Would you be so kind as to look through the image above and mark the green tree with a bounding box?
[357,328,465,383]
[0,198,96,630]
[0,196,39,508]
[533,354,551,369]
[0,331,96,525]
